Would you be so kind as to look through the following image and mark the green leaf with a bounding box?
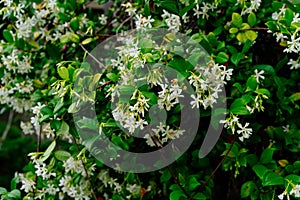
[70,17,80,31]
[247,12,256,27]
[241,40,252,54]
[252,164,269,180]
[82,38,94,45]
[170,190,187,200]
[0,187,7,195]
[292,0,300,4]
[55,150,71,161]
[255,64,275,75]
[168,56,192,77]
[111,135,129,150]
[232,12,243,27]
[40,106,53,116]
[265,21,278,32]
[77,117,98,130]
[233,82,243,93]
[160,170,171,182]
[260,148,276,164]
[189,177,200,191]
[194,193,206,200]
[3,29,14,43]
[58,66,70,80]
[7,189,21,199]
[245,30,258,42]
[106,73,119,82]
[285,174,300,183]
[144,1,150,16]
[255,88,271,98]
[57,121,70,135]
[112,194,123,200]
[289,92,300,102]
[231,52,244,66]
[237,32,248,43]
[263,172,284,186]
[216,52,229,64]
[284,8,294,25]
[142,91,157,106]
[240,23,251,30]
[246,76,257,91]
[54,100,64,114]
[158,0,179,14]
[241,181,257,198]
[60,32,80,43]
[40,140,56,162]
[229,27,239,34]
[230,98,250,115]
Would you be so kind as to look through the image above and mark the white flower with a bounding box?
[290,184,300,197]
[20,121,34,135]
[284,34,300,53]
[292,13,300,23]
[15,173,36,193]
[45,184,59,195]
[278,193,285,200]
[63,157,85,176]
[237,122,252,141]
[99,14,107,25]
[287,59,300,70]
[274,32,288,42]
[282,124,290,133]
[254,69,265,83]
[135,14,154,30]
[162,10,181,33]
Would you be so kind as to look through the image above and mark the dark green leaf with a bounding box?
[247,12,257,27]
[230,98,251,115]
[263,172,284,186]
[252,164,269,180]
[260,148,276,164]
[241,181,257,198]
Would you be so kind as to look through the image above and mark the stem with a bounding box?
[0,110,14,141]
[79,43,106,69]
[188,136,237,200]
[151,135,193,199]
[244,27,269,31]
[34,124,43,197]
[72,136,98,200]
[116,14,134,34]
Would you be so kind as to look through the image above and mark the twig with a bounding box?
[188,136,237,200]
[34,124,43,197]
[243,27,269,31]
[116,14,134,34]
[79,43,106,69]
[151,134,193,199]
[72,136,98,200]
[1,110,14,141]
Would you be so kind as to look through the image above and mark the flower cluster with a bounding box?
[220,113,253,142]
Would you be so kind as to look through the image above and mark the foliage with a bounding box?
[0,0,300,199]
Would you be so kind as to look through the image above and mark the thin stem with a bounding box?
[188,136,237,200]
[116,14,134,34]
[34,124,43,197]
[79,43,106,69]
[72,136,97,200]
[1,110,14,141]
[243,27,269,31]
[151,135,193,199]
